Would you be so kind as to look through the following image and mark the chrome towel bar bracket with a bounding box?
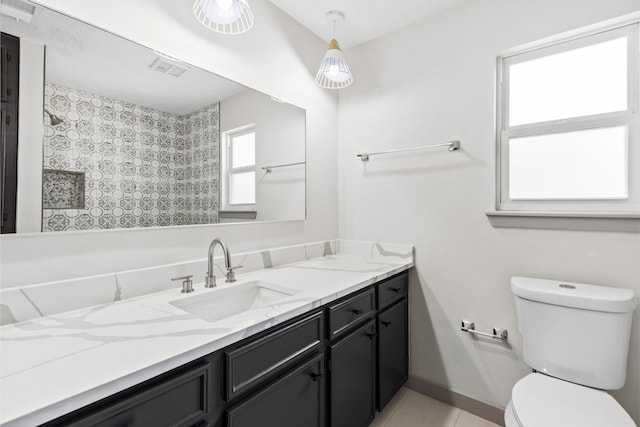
[461,320,508,341]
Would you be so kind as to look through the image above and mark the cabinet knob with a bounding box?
[350,308,364,315]
[310,372,323,382]
[388,287,401,293]
[381,321,391,327]
[365,332,377,340]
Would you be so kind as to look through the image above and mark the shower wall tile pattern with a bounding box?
[42,83,219,231]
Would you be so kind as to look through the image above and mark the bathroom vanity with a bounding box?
[0,241,413,427]
[39,272,407,427]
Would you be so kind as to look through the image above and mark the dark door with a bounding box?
[226,354,325,427]
[330,319,376,427]
[0,32,19,234]
[378,299,408,410]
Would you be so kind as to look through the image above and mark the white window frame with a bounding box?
[221,124,256,211]
[496,17,640,214]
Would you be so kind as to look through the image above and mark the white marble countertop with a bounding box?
[0,251,413,427]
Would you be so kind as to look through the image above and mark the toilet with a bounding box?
[506,276,637,427]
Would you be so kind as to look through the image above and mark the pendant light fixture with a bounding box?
[193,0,254,34]
[315,10,353,89]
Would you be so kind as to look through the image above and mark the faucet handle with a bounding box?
[172,275,194,293]
[226,265,243,283]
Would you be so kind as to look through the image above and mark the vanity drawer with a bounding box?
[328,288,375,340]
[225,311,323,401]
[377,272,408,310]
[226,353,325,427]
[63,363,209,427]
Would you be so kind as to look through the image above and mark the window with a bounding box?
[496,19,639,213]
[222,125,256,209]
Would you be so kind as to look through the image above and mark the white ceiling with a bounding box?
[1,0,468,112]
[268,0,467,49]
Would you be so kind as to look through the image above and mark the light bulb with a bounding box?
[217,0,233,10]
[321,58,351,83]
[197,0,244,25]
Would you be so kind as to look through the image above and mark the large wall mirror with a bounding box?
[0,0,306,234]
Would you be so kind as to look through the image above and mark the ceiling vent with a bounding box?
[149,57,188,77]
[0,0,36,23]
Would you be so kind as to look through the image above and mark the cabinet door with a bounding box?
[59,363,210,427]
[330,319,376,427]
[378,298,408,410]
[226,354,325,427]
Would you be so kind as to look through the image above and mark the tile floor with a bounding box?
[370,388,502,427]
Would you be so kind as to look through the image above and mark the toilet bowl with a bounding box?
[507,276,637,427]
[505,373,636,427]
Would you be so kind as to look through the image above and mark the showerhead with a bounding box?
[44,108,64,126]
[49,115,64,126]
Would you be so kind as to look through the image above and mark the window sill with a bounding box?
[486,210,640,232]
[219,210,258,221]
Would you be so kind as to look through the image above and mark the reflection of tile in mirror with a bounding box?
[42,169,85,209]
[42,83,221,231]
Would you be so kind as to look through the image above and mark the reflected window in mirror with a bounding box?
[223,125,256,209]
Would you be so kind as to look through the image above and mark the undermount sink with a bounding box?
[170,280,301,323]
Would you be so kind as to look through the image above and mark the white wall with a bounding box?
[338,0,640,422]
[220,89,306,221]
[16,38,44,233]
[0,0,338,287]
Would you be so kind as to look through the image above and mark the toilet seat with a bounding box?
[511,373,636,427]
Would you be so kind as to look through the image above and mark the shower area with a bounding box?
[42,83,220,232]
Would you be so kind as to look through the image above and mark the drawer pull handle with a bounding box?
[310,372,324,382]
[365,332,377,340]
[381,321,392,327]
[350,309,364,315]
[388,287,401,293]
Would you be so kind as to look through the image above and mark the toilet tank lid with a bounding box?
[511,276,637,313]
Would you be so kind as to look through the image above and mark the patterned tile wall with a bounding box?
[42,83,219,231]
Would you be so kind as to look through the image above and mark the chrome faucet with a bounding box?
[206,238,241,288]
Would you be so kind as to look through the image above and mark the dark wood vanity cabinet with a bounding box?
[377,298,408,410]
[326,287,377,427]
[376,272,409,411]
[329,319,376,427]
[43,271,409,427]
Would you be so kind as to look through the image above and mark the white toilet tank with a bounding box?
[511,276,637,390]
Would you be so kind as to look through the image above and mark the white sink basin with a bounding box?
[170,280,300,323]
